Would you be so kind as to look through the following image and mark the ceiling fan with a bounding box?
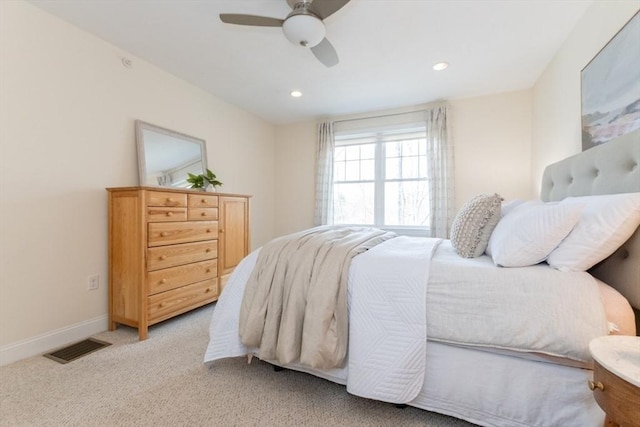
[219,0,351,67]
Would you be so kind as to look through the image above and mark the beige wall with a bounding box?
[274,90,534,236]
[450,90,533,207]
[0,1,276,355]
[531,1,640,195]
[274,122,317,236]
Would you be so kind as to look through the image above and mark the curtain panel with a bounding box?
[314,122,335,226]
[425,105,455,238]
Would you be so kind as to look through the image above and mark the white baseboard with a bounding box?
[0,315,109,366]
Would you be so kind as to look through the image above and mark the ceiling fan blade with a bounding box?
[308,0,351,20]
[219,14,284,27]
[311,38,339,67]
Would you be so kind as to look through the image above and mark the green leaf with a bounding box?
[187,169,223,188]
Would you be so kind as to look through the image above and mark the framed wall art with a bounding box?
[581,11,640,151]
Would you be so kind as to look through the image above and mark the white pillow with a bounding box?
[500,199,528,217]
[546,193,640,272]
[487,202,583,267]
[486,200,543,257]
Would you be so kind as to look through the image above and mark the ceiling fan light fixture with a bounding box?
[282,14,326,48]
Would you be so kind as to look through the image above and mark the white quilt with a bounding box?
[346,236,442,403]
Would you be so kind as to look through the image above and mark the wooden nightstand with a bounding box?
[589,336,640,427]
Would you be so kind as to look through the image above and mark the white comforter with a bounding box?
[205,237,608,404]
[426,242,609,363]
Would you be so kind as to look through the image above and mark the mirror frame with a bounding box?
[135,120,208,188]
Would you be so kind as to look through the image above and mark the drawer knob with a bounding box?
[161,232,169,237]
[205,287,212,293]
[166,212,173,217]
[201,198,207,203]
[159,255,167,260]
[201,212,207,216]
[159,302,167,308]
[167,198,174,203]
[588,380,604,392]
[160,278,167,284]
[205,248,211,253]
[207,229,213,233]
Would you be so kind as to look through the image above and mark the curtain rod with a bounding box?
[330,100,448,124]
[333,109,427,125]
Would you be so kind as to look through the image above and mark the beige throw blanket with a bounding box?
[239,226,396,369]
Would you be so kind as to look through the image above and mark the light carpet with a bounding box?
[0,305,476,427]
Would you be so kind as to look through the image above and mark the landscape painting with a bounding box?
[581,11,640,151]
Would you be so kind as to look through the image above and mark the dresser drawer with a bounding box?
[148,221,218,247]
[147,241,217,271]
[148,278,218,324]
[188,194,218,208]
[188,207,219,221]
[147,207,187,222]
[147,259,217,295]
[147,191,187,207]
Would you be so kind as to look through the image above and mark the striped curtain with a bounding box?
[425,105,455,238]
[314,122,335,225]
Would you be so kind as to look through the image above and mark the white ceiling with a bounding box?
[29,0,592,125]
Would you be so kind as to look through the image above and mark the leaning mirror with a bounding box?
[135,120,208,188]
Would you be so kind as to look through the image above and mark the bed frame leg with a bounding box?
[395,404,408,409]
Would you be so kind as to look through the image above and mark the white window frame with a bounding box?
[333,124,429,236]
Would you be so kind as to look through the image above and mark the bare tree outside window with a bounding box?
[332,128,428,228]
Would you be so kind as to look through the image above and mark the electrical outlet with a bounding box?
[87,274,99,291]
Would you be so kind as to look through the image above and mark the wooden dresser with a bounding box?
[107,187,250,340]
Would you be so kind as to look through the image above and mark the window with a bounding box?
[332,125,429,231]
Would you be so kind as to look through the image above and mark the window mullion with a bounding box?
[374,136,385,227]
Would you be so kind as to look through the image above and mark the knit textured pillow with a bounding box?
[450,193,503,258]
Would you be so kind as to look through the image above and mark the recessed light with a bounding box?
[290,90,303,98]
[433,62,449,71]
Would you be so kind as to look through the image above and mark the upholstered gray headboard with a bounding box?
[540,131,640,322]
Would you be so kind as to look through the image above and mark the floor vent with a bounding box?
[44,338,111,364]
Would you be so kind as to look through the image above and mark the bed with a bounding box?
[204,133,640,427]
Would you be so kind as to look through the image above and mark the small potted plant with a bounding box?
[187,169,223,191]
